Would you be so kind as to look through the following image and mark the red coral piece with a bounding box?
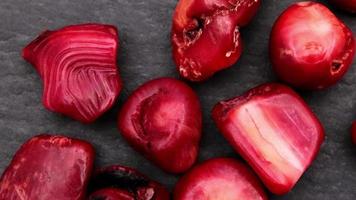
[212,83,325,194]
[0,134,95,200]
[171,0,261,81]
[88,165,170,200]
[174,158,268,200]
[22,24,122,123]
[270,2,355,90]
[118,78,202,173]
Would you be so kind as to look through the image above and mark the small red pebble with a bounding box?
[0,134,95,200]
[88,165,169,200]
[212,83,324,194]
[171,0,261,81]
[118,78,202,173]
[352,121,356,144]
[22,23,122,123]
[174,158,268,200]
[329,0,356,13]
[270,2,355,90]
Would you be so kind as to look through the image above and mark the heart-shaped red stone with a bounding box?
[118,78,202,173]
[22,23,122,123]
[212,83,324,194]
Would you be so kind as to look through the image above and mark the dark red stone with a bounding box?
[88,165,170,200]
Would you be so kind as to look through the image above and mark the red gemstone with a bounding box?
[88,165,169,200]
[118,78,202,173]
[0,135,95,200]
[22,23,122,123]
[270,2,355,90]
[174,158,267,200]
[329,0,356,13]
[171,0,261,81]
[212,83,324,194]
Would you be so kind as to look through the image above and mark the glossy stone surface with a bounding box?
[0,0,356,199]
[270,2,355,90]
[23,24,122,123]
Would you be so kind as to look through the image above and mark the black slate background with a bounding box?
[0,0,355,199]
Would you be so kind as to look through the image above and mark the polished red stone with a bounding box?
[329,0,356,13]
[212,83,324,194]
[22,23,122,123]
[174,158,267,200]
[88,165,170,200]
[171,0,261,81]
[0,135,95,200]
[270,2,355,90]
[118,78,202,173]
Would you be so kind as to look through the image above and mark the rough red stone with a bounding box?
[171,0,261,81]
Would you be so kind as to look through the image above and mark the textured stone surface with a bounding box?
[0,0,355,199]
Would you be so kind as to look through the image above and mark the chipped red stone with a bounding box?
[212,83,324,194]
[22,23,122,123]
[118,78,202,173]
[174,158,267,200]
[0,134,95,200]
[171,0,261,81]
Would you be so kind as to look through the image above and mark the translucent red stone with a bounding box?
[22,23,122,123]
[212,83,325,194]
